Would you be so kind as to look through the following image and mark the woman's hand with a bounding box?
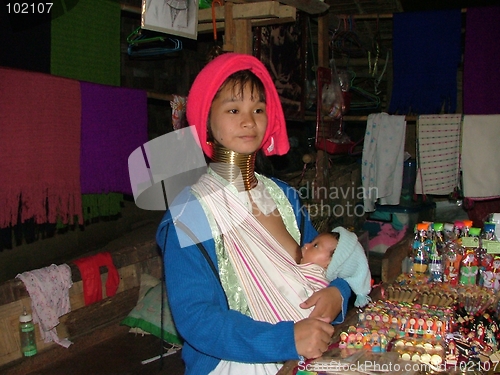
[294,317,334,359]
[300,286,342,321]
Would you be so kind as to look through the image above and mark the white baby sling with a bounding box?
[192,174,328,375]
[191,173,328,324]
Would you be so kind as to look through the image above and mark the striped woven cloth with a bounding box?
[415,114,462,195]
[192,174,328,323]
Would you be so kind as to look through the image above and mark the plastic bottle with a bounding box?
[443,241,463,285]
[462,220,474,237]
[454,220,464,239]
[428,223,444,282]
[19,308,37,357]
[413,223,431,275]
[483,222,498,241]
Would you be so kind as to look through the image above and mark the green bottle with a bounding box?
[19,308,37,357]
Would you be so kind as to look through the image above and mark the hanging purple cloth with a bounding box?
[80,82,148,195]
[389,9,462,115]
[463,6,500,115]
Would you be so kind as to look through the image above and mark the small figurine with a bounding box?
[347,332,356,348]
[424,318,434,339]
[416,318,425,336]
[380,334,388,352]
[400,317,408,337]
[491,256,500,291]
[476,322,485,343]
[459,248,479,285]
[338,332,348,349]
[354,332,364,349]
[408,317,416,336]
[370,333,381,353]
[446,339,458,365]
[482,269,496,289]
[485,328,498,352]
[443,244,462,286]
[435,320,444,339]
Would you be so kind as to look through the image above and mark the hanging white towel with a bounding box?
[362,113,406,212]
[462,115,500,198]
[16,264,73,348]
[414,114,462,195]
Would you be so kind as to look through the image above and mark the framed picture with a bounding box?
[141,0,199,40]
[254,14,306,121]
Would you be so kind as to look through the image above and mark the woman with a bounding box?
[156,53,351,375]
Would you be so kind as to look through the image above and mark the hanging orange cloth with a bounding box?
[73,252,120,305]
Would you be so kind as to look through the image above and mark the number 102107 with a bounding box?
[6,3,53,14]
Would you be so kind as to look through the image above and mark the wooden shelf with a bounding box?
[198,1,296,33]
[235,0,328,15]
[121,0,306,53]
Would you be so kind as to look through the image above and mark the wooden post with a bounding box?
[314,13,330,197]
[234,19,253,54]
[318,13,329,67]
[223,1,235,51]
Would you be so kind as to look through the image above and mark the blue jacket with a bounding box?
[156,177,351,375]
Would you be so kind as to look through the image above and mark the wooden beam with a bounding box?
[121,2,296,36]
[147,92,174,102]
[253,4,295,25]
[120,0,319,19]
[121,1,296,20]
[198,1,288,23]
[251,14,295,26]
[61,288,140,338]
[234,0,328,15]
[198,5,296,33]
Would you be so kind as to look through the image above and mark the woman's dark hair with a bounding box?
[214,70,266,103]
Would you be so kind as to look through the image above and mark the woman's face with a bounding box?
[209,81,267,155]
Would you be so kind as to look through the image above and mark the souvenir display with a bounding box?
[295,216,500,375]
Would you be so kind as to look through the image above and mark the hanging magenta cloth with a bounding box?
[79,82,148,195]
[186,53,290,159]
[73,252,120,305]
[463,6,500,114]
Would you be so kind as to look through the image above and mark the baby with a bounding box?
[301,226,372,307]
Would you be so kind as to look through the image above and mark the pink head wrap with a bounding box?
[186,53,290,159]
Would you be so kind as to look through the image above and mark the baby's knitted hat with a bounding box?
[326,226,372,307]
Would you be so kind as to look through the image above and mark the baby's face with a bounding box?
[301,233,338,268]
